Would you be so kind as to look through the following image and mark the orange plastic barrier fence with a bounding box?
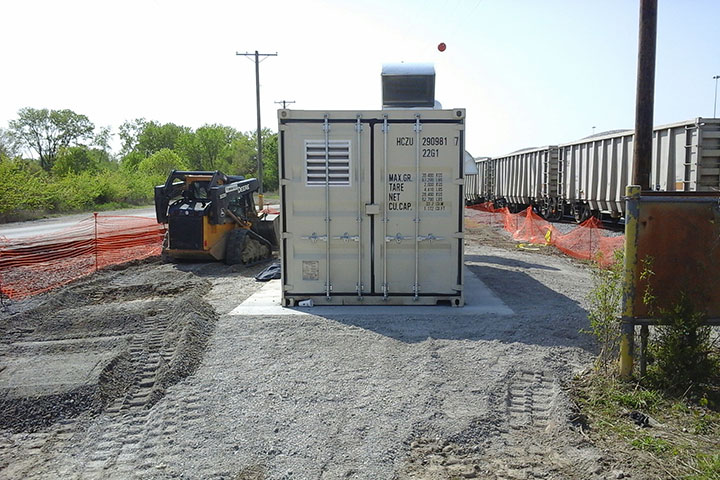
[0,214,166,300]
[465,202,624,266]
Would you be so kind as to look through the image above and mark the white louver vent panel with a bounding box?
[305,140,351,186]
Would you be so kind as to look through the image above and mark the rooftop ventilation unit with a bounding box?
[381,63,435,109]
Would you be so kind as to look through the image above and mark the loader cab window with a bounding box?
[190,182,209,200]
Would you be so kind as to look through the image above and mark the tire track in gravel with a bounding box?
[0,262,224,479]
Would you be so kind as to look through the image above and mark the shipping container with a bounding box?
[278,108,465,306]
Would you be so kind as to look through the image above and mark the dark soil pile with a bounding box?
[0,262,217,432]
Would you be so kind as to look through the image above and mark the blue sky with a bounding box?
[0,0,718,157]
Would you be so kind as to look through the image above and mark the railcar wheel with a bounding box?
[571,204,583,223]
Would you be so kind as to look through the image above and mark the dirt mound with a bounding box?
[0,263,217,432]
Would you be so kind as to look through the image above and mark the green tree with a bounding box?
[118,118,147,157]
[8,107,95,170]
[136,121,190,156]
[228,133,257,176]
[137,148,188,178]
[0,128,21,160]
[120,150,145,172]
[196,124,238,170]
[93,126,113,155]
[261,131,279,191]
[175,131,203,170]
[52,146,109,176]
[175,124,241,171]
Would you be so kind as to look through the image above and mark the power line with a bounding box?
[236,50,277,204]
[275,100,296,109]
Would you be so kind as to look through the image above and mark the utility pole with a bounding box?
[713,75,719,118]
[236,50,277,208]
[631,0,657,191]
[275,100,296,109]
[620,0,658,380]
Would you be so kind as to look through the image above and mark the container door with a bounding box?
[372,116,463,298]
[282,116,372,297]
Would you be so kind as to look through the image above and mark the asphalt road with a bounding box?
[0,207,157,240]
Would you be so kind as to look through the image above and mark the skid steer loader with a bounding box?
[154,170,277,264]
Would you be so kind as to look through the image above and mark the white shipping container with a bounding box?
[278,108,465,306]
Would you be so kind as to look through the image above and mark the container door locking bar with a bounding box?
[355,115,364,298]
[381,115,390,299]
[413,114,422,300]
[323,115,332,299]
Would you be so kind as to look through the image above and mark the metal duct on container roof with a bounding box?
[381,63,435,108]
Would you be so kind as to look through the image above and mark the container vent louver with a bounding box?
[305,140,351,186]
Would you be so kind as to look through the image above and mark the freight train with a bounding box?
[465,118,720,222]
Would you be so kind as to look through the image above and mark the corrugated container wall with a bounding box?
[278,109,465,306]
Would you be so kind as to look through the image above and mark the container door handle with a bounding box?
[385,233,414,243]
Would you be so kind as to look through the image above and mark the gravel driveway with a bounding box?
[1,227,645,479]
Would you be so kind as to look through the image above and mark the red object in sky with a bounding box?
[438,42,446,52]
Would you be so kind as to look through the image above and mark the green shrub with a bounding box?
[646,292,719,398]
[0,159,54,216]
[138,148,188,177]
[584,249,625,373]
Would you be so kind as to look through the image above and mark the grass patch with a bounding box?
[572,373,720,479]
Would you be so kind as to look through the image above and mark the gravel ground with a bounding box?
[0,226,651,479]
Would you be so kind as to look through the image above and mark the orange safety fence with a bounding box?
[465,202,624,266]
[0,214,166,300]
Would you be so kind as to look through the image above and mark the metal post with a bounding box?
[632,0,658,190]
[236,50,278,209]
[93,212,99,271]
[619,185,641,377]
[254,51,263,209]
[713,75,719,118]
[640,325,649,377]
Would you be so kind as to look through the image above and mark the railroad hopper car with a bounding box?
[466,117,720,221]
[464,156,488,204]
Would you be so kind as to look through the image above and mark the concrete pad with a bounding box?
[230,267,513,316]
[0,351,118,399]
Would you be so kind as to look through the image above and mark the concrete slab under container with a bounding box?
[230,266,512,317]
